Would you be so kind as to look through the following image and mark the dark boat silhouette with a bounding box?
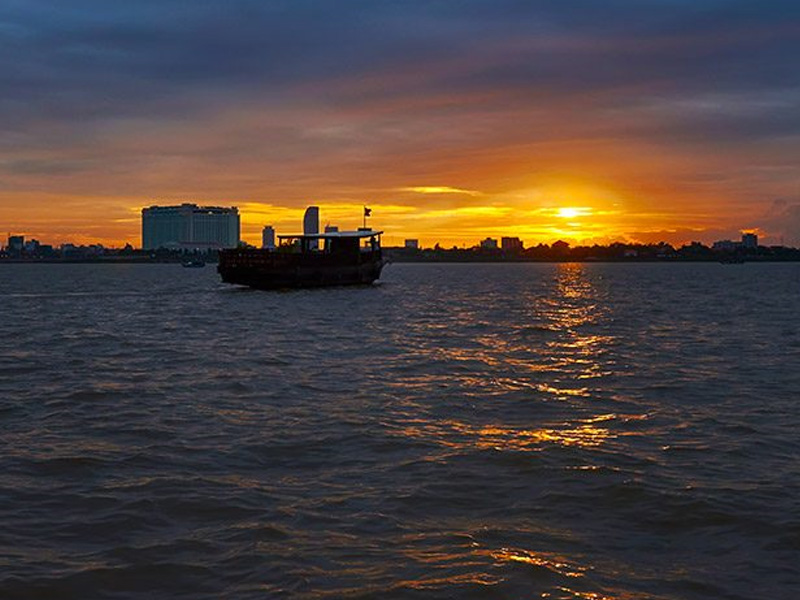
[182,258,206,268]
[218,230,384,289]
[719,255,745,264]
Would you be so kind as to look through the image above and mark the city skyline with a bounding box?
[0,200,781,251]
[2,218,783,255]
[1,2,799,247]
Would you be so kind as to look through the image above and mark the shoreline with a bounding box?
[2,257,799,265]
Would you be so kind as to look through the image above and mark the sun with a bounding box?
[555,207,590,219]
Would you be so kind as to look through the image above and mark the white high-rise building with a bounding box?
[142,203,239,250]
[262,225,276,249]
[303,206,320,250]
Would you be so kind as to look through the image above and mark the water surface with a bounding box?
[1,263,798,599]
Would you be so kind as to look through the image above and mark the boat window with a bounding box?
[361,236,379,252]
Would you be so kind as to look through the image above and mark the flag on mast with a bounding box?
[364,206,371,217]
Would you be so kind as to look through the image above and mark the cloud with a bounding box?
[756,198,800,245]
[399,186,483,196]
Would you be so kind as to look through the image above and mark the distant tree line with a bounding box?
[386,241,800,262]
[0,242,221,263]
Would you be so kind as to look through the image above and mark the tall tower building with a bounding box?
[303,206,320,250]
[262,225,276,249]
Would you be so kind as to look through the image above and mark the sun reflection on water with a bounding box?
[395,418,616,452]
[379,265,632,597]
[484,547,588,578]
[396,263,618,396]
[546,587,619,600]
[397,572,502,590]
[540,263,608,329]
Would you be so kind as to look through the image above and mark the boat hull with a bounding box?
[218,249,384,290]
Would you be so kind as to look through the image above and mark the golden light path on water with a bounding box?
[377,264,645,598]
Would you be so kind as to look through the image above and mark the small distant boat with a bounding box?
[218,230,384,289]
[719,255,745,264]
[182,258,206,268]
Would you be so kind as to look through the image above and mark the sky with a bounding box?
[1,0,799,248]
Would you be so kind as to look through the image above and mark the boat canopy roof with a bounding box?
[278,229,383,240]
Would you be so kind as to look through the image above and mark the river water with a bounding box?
[1,262,798,599]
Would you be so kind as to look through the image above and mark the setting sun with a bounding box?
[556,207,591,219]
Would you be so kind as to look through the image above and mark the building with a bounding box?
[324,225,339,233]
[7,235,24,255]
[551,240,571,257]
[712,239,738,252]
[742,232,758,250]
[404,239,419,250]
[303,206,320,250]
[480,237,498,250]
[261,225,276,250]
[141,203,240,250]
[501,237,524,252]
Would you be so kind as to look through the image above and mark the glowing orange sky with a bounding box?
[1,2,798,247]
[0,137,792,248]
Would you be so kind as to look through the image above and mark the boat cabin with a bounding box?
[277,230,382,255]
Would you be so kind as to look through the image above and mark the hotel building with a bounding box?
[142,204,240,250]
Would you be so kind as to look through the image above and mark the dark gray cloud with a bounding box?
[758,198,800,245]
[1,1,798,200]
[3,0,798,119]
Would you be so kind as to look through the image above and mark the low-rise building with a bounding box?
[712,240,739,252]
[742,232,758,249]
[501,237,524,252]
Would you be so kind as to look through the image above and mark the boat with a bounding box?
[217,229,385,289]
[182,258,206,268]
[719,255,745,264]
